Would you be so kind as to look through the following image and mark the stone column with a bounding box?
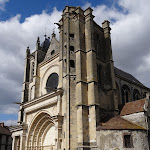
[20,134,23,150]
[65,8,70,150]
[21,47,30,103]
[102,20,116,89]
[12,136,15,150]
[54,116,63,150]
[85,7,98,147]
[102,20,118,113]
[57,95,61,115]
[60,6,71,149]
[58,19,63,89]
[75,7,88,148]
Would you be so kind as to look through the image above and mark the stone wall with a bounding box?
[97,130,149,150]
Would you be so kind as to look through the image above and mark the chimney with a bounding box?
[0,122,4,127]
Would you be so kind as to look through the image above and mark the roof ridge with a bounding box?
[124,98,145,104]
[114,67,145,87]
[97,116,146,130]
[115,67,130,75]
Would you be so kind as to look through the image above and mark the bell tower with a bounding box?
[58,6,102,149]
[58,6,117,150]
[59,6,78,149]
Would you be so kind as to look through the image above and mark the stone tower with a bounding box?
[58,6,117,149]
[11,6,117,150]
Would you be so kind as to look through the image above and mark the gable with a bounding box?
[44,35,59,60]
[97,116,146,130]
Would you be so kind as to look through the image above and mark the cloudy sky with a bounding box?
[0,0,150,126]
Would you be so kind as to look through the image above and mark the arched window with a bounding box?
[51,50,55,55]
[121,85,130,105]
[133,89,140,101]
[31,62,34,80]
[46,73,58,93]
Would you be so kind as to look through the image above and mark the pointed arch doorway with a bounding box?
[26,112,56,150]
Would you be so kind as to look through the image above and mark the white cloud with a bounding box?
[118,0,150,14]
[0,0,9,11]
[0,8,61,115]
[4,119,18,126]
[0,104,19,114]
[82,2,91,10]
[93,4,125,24]
[90,0,150,87]
[1,1,150,120]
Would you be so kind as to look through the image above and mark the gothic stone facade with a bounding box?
[10,6,150,150]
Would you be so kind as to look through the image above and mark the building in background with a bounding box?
[97,97,150,149]
[10,6,150,150]
[0,122,12,150]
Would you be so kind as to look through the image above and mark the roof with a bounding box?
[9,124,25,132]
[41,38,50,53]
[97,116,146,130]
[120,99,146,116]
[0,126,11,135]
[115,67,145,87]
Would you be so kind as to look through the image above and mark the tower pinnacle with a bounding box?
[36,36,40,50]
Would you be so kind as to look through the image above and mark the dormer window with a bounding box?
[51,50,55,55]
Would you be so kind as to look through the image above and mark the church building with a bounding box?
[10,6,150,150]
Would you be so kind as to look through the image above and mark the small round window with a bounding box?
[46,73,58,93]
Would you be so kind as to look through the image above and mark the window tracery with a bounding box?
[46,73,58,93]
[133,89,140,101]
[121,85,130,105]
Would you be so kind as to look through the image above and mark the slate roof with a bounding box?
[114,67,145,87]
[41,38,50,53]
[0,126,11,135]
[120,99,146,116]
[97,116,146,130]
